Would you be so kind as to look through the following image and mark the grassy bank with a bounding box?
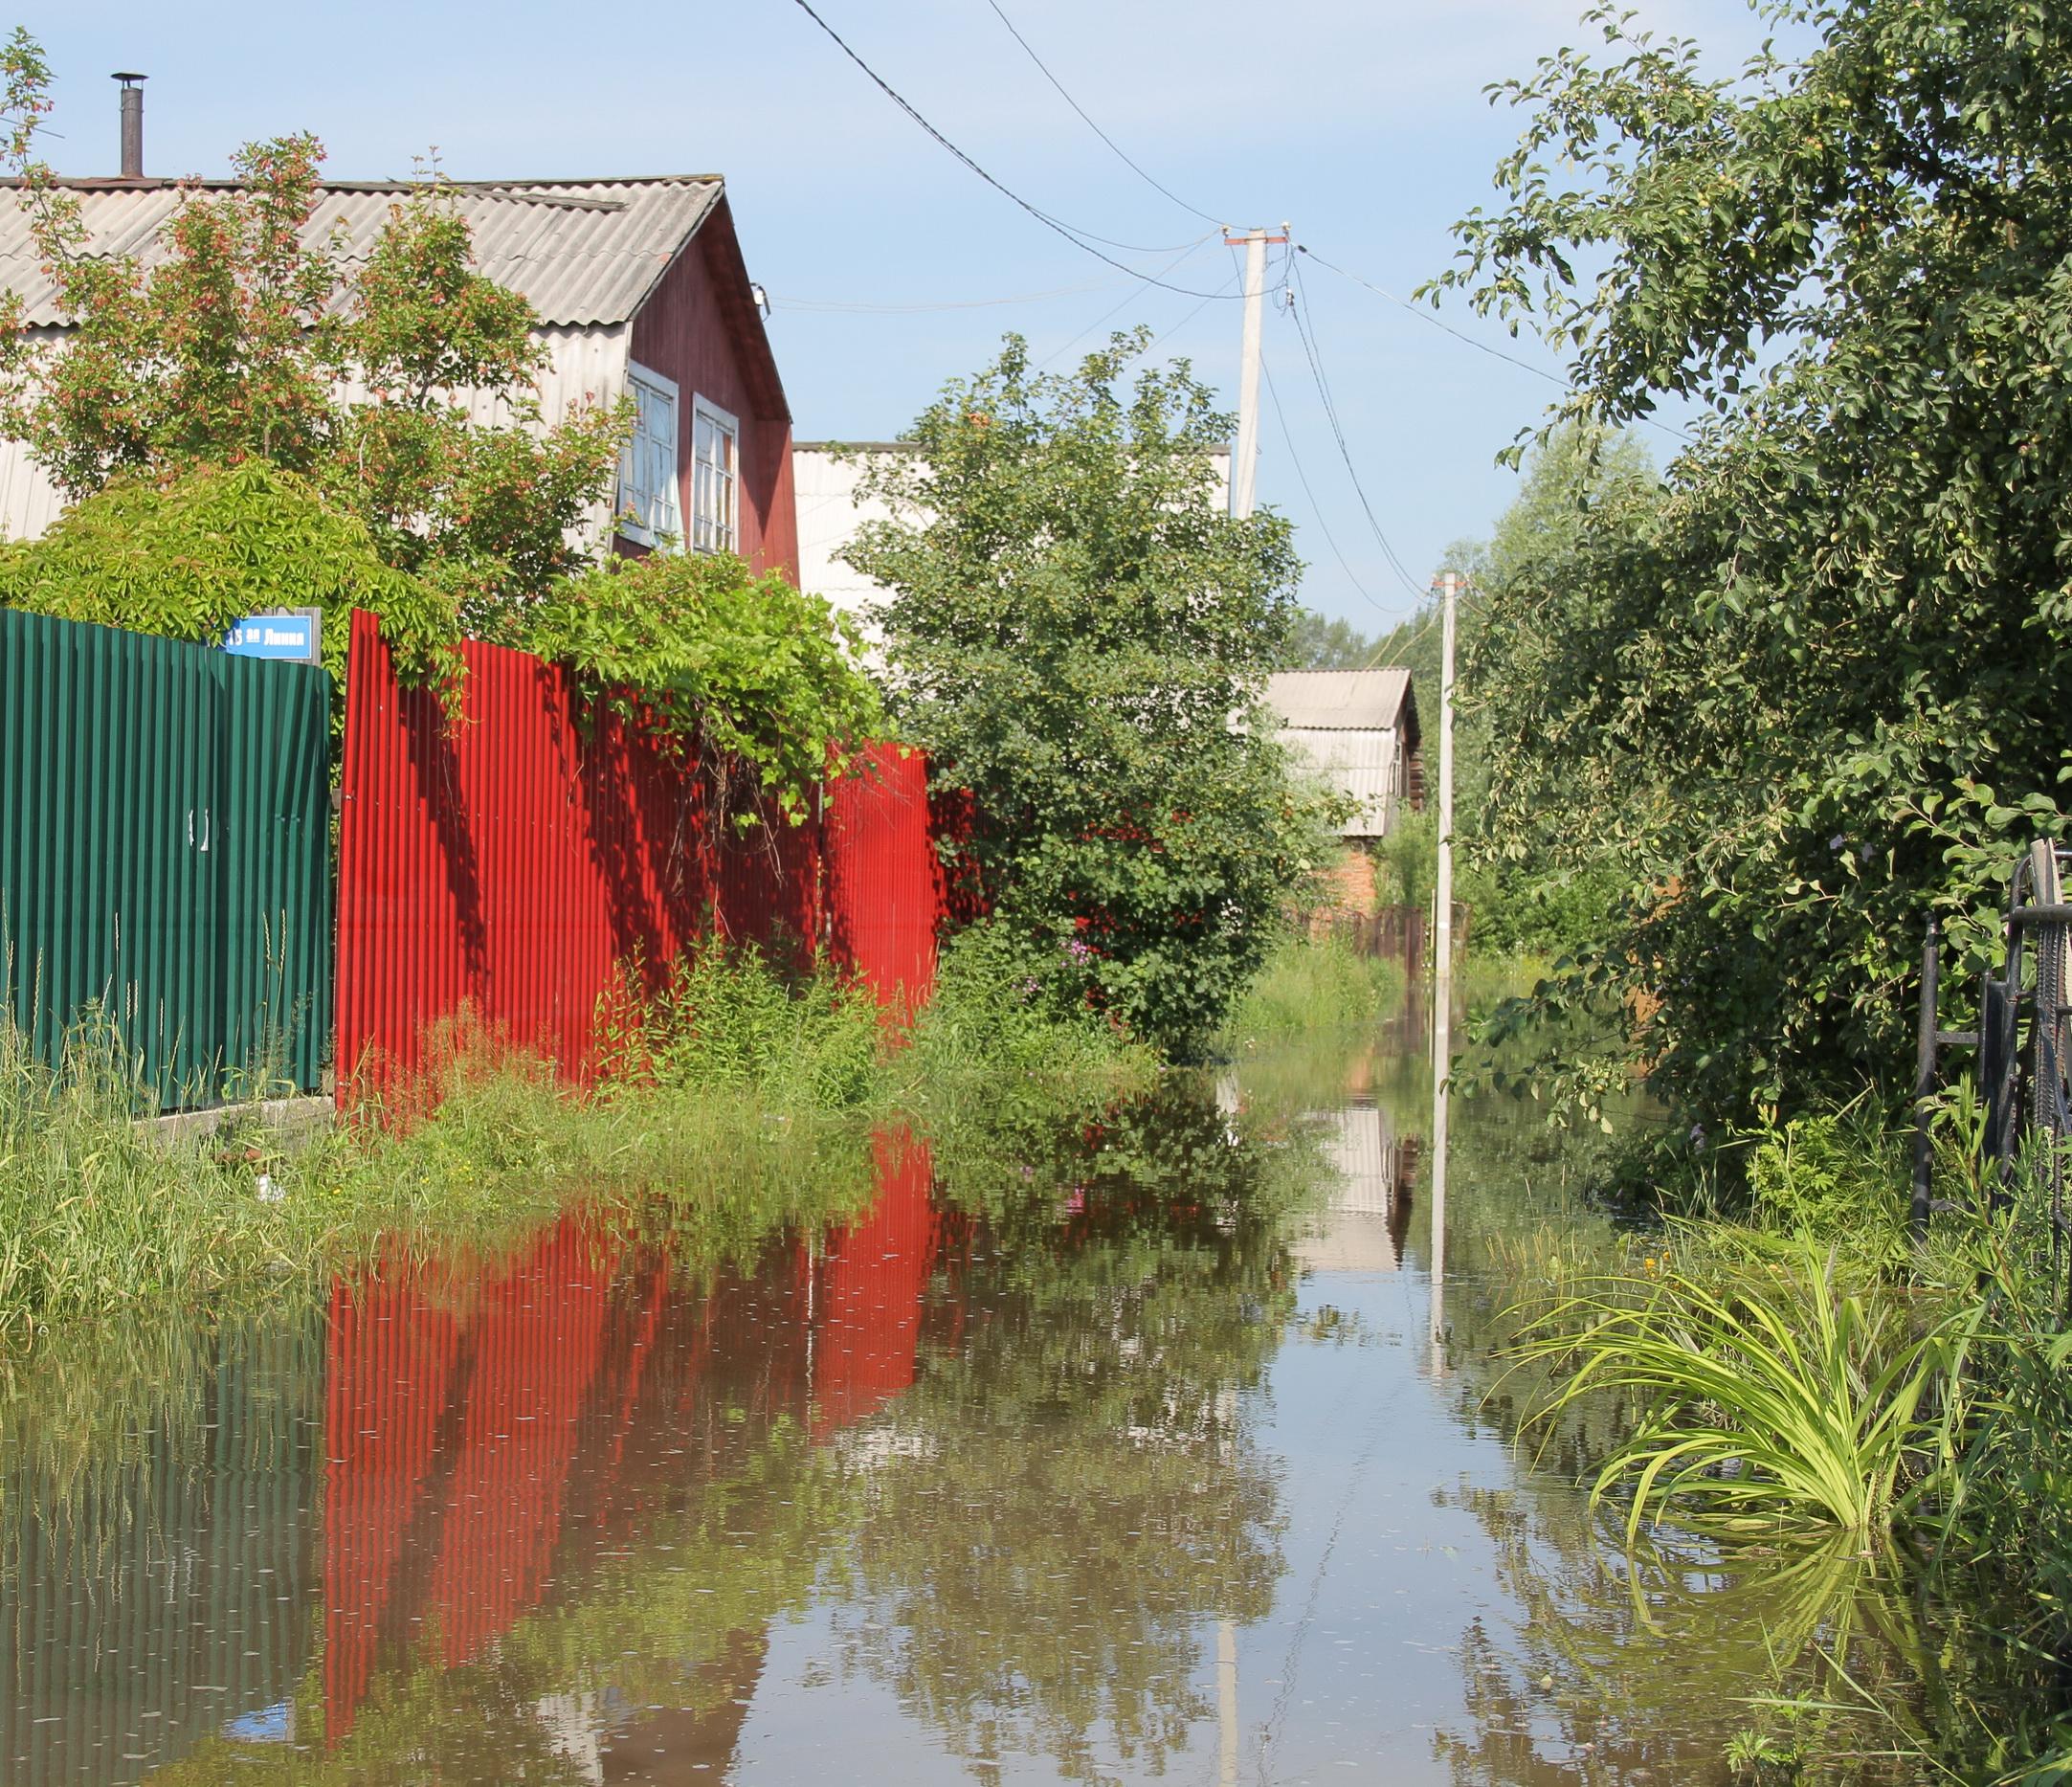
[1492,1108,2072,1778]
[0,925,1154,1344]
[1216,931,1406,1050]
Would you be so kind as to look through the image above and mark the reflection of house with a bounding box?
[1262,670,1423,839]
[0,162,798,574]
[1291,1102,1416,1275]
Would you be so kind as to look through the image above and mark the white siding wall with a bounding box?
[0,324,629,547]
[1279,725,1406,838]
[794,446,902,633]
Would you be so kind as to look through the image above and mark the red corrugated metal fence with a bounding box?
[823,741,947,1011]
[335,611,821,1095]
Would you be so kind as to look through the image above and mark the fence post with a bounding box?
[1911,919,1940,1240]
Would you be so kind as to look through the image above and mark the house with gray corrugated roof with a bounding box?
[1263,668,1422,838]
[0,169,800,578]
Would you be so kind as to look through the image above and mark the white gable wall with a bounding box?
[0,323,631,547]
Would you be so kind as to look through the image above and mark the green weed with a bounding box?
[1512,1241,1968,1540]
[1217,931,1406,1047]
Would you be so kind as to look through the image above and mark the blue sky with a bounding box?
[33,0,1783,631]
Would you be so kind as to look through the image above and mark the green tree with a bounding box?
[1285,607,1378,668]
[1426,0,2072,1138]
[0,31,624,631]
[846,330,1336,1057]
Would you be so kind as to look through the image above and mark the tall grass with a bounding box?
[0,927,1152,1343]
[1217,931,1406,1047]
[598,940,885,1111]
[0,1012,881,1342]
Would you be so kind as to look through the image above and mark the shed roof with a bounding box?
[1263,669,1414,731]
[0,176,724,329]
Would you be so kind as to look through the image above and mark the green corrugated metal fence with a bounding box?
[0,609,331,1108]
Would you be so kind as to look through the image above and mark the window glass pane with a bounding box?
[690,399,739,554]
[617,368,679,543]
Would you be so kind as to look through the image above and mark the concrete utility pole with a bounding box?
[1429,571,1459,1352]
[1226,226,1287,520]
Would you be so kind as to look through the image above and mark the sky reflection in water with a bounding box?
[0,1008,1961,1784]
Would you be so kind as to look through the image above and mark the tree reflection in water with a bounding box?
[827,1079,1312,1781]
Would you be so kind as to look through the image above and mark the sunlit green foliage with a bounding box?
[848,330,1341,1057]
[0,461,457,721]
[523,550,881,828]
[1515,1243,1967,1539]
[1432,0,2072,1137]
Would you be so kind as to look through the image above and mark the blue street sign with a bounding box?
[223,610,322,665]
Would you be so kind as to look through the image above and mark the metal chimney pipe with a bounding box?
[112,73,145,179]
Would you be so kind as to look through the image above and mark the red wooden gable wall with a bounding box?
[628,198,799,582]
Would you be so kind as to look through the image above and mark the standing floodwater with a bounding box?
[0,1007,2004,1783]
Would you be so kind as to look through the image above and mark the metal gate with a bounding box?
[0,609,332,1108]
[1915,839,2072,1309]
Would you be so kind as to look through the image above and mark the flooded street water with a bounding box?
[0,1002,1989,1784]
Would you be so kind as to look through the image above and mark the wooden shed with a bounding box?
[1263,668,1423,838]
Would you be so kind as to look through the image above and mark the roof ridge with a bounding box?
[0,173,724,193]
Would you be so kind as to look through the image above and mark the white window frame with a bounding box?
[616,363,681,548]
[690,394,741,555]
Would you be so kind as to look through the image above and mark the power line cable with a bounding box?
[773,275,1117,314]
[1295,241,1693,445]
[978,0,1223,227]
[785,0,1239,296]
[1284,256,1426,599]
[1036,236,1225,369]
[1259,349,1396,620]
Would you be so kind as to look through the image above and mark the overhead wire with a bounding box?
[978,0,1224,228]
[1259,348,1394,619]
[1295,241,1694,445]
[1284,255,1427,600]
[1036,235,1225,369]
[784,0,1239,296]
[769,15,1450,624]
[773,276,1118,314]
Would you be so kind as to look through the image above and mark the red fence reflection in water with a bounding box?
[320,1133,948,1749]
[323,1273,460,1743]
[811,1130,939,1439]
[334,610,821,1098]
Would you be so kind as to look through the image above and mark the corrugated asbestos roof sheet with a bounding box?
[1263,669,1414,731]
[0,177,723,328]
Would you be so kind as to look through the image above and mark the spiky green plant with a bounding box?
[1513,1243,1968,1540]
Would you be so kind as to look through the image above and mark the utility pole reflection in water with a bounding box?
[1429,571,1459,1362]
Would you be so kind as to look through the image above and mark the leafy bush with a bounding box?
[907,918,1154,1095]
[848,331,1341,1058]
[0,460,458,722]
[1746,1108,1908,1257]
[523,550,881,828]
